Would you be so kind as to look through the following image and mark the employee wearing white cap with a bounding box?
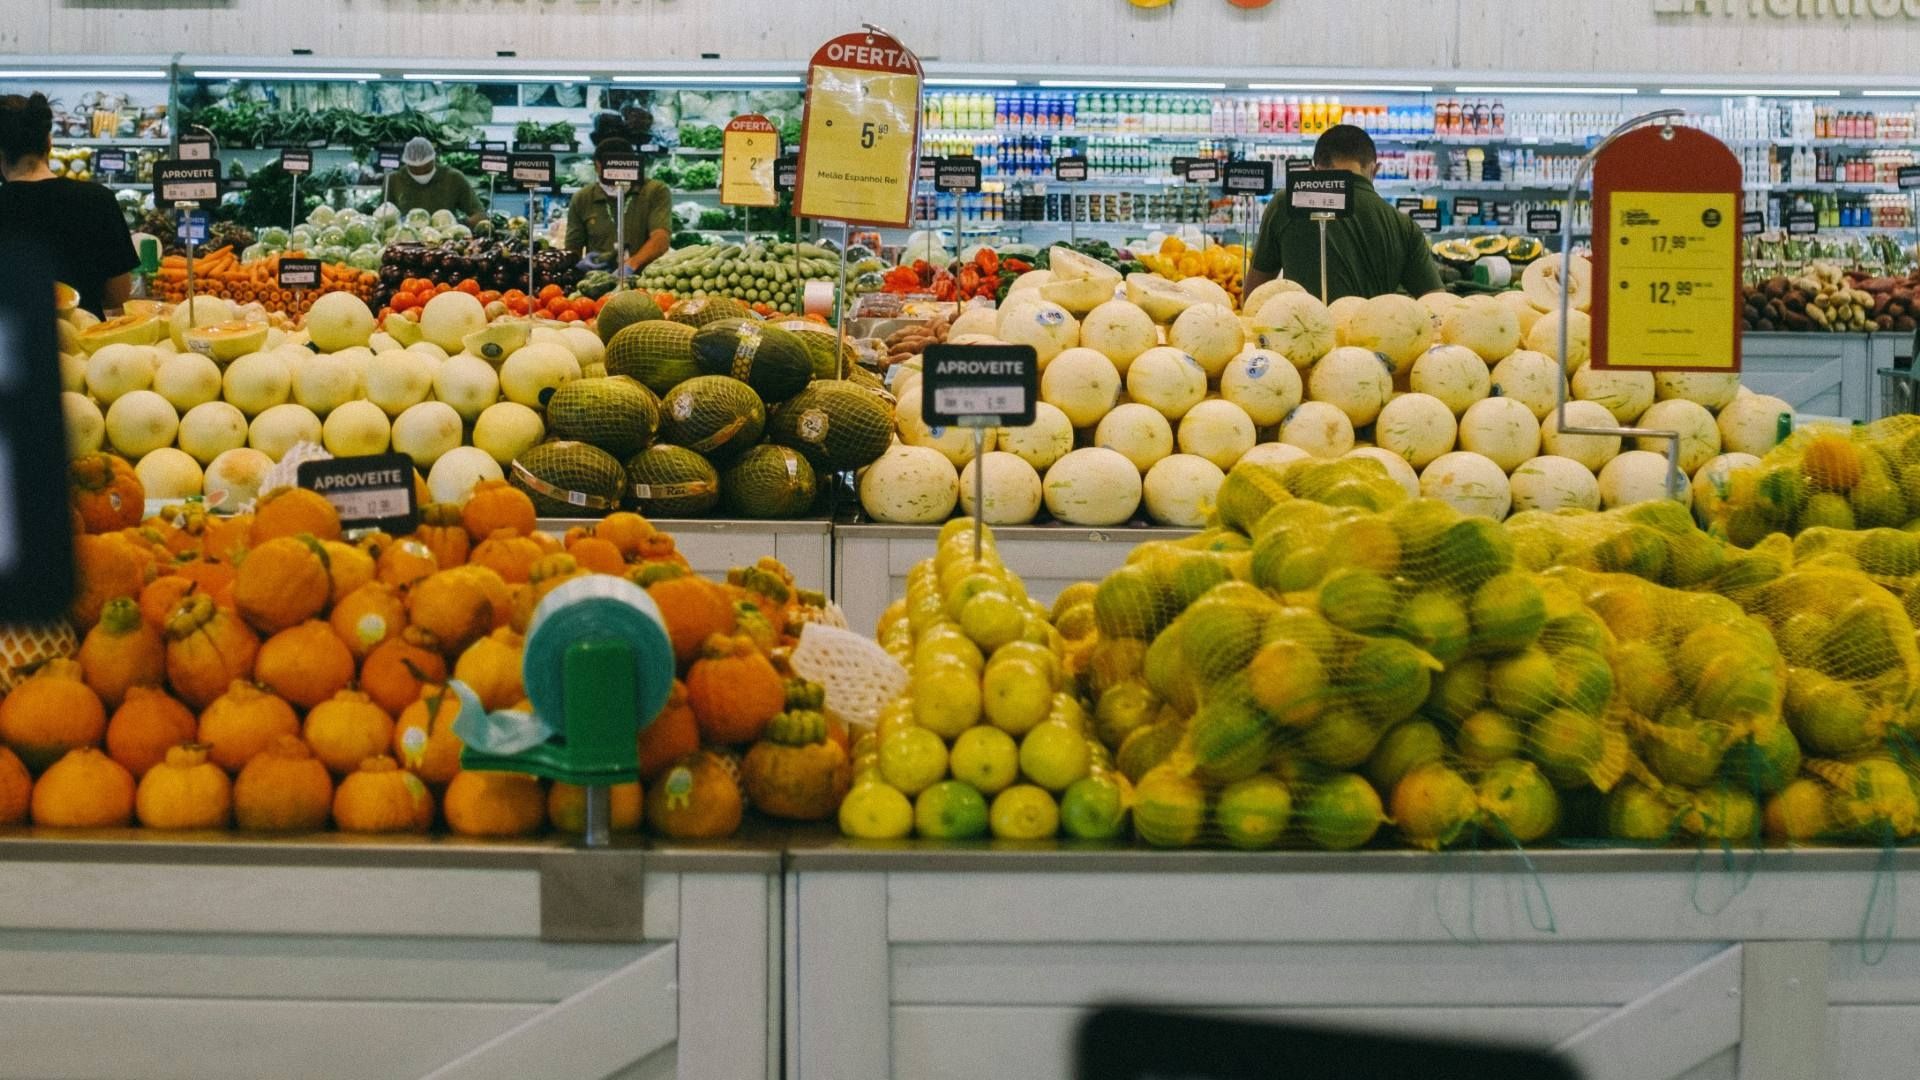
[389,137,484,225]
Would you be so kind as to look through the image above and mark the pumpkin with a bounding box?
[163,593,260,709]
[233,535,331,635]
[376,538,439,590]
[564,536,626,576]
[414,503,471,570]
[138,575,198,629]
[594,513,656,560]
[645,751,743,840]
[637,680,699,781]
[303,690,396,777]
[233,735,333,831]
[196,679,299,773]
[530,553,589,604]
[141,513,194,556]
[172,557,236,602]
[727,559,795,636]
[529,531,562,555]
[70,531,153,631]
[462,480,536,541]
[251,487,342,545]
[392,685,465,785]
[507,583,538,634]
[105,686,199,778]
[330,581,407,660]
[741,705,851,821]
[548,780,643,834]
[470,528,545,585]
[443,770,547,837]
[135,743,232,829]
[201,513,254,563]
[0,745,30,825]
[685,634,785,745]
[122,525,176,564]
[255,620,355,708]
[0,658,107,773]
[77,596,165,708]
[30,747,135,826]
[407,569,494,654]
[322,541,376,604]
[464,564,513,630]
[332,755,434,833]
[647,572,738,666]
[453,627,525,711]
[360,628,448,716]
[69,452,144,534]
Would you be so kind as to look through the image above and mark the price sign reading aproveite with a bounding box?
[1454,197,1482,218]
[1223,160,1274,195]
[1170,156,1195,180]
[279,149,312,176]
[176,209,209,245]
[1787,211,1819,235]
[1409,209,1441,232]
[1743,211,1766,235]
[298,453,420,534]
[153,160,219,207]
[1900,165,1920,191]
[795,28,923,227]
[1184,158,1221,185]
[94,149,126,174]
[479,150,509,176]
[1055,155,1089,182]
[1396,196,1425,212]
[1527,209,1563,234]
[509,153,555,189]
[1289,169,1353,217]
[920,344,1039,428]
[935,157,982,193]
[775,154,799,192]
[376,145,402,170]
[721,113,779,208]
[277,257,321,290]
[598,153,642,185]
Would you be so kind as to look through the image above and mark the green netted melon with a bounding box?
[624,444,722,517]
[544,375,659,458]
[666,296,754,328]
[658,375,766,464]
[845,364,887,394]
[691,318,813,402]
[509,440,628,517]
[767,380,893,472]
[605,320,702,395]
[773,318,860,381]
[596,290,666,344]
[723,444,817,518]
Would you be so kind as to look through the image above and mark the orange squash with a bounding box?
[173,557,236,602]
[332,755,434,833]
[470,528,545,585]
[302,690,396,776]
[392,687,465,786]
[594,512,656,561]
[685,635,785,745]
[77,596,165,709]
[196,680,299,774]
[464,564,513,630]
[105,687,199,779]
[201,513,254,564]
[453,628,525,711]
[30,747,135,826]
[529,553,589,605]
[255,621,355,709]
[69,452,144,534]
[140,513,192,556]
[407,569,495,654]
[322,541,376,604]
[163,593,260,710]
[462,480,535,541]
[0,659,107,773]
[138,575,197,629]
[548,780,643,834]
[565,535,626,576]
[360,628,448,716]
[233,735,333,831]
[330,581,407,660]
[70,531,153,631]
[741,706,851,821]
[233,535,332,635]
[637,680,700,781]
[0,745,30,824]
[250,487,342,545]
[134,743,232,829]
[647,573,738,666]
[376,537,439,590]
[413,503,471,570]
[443,770,547,837]
[645,751,743,840]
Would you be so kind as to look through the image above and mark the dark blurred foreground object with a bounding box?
[0,242,74,620]
[1076,1006,1582,1080]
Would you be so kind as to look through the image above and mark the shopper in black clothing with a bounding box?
[0,93,140,317]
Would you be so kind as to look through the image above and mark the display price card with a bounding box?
[918,155,939,183]
[1742,211,1766,235]
[1527,209,1562,234]
[376,144,402,170]
[1409,209,1441,231]
[775,154,799,192]
[1786,211,1818,236]
[1054,155,1089,182]
[154,160,219,207]
[298,453,419,534]
[177,135,213,162]
[509,153,555,190]
[920,344,1038,428]
[1454,197,1482,218]
[1289,169,1353,217]
[175,209,209,245]
[599,152,642,185]
[1170,156,1195,180]
[1900,165,1920,191]
[721,113,779,208]
[94,148,126,174]
[1396,196,1425,212]
[279,148,312,176]
[936,157,982,193]
[795,28,923,227]
[1184,157,1220,185]
[478,150,509,176]
[277,257,321,290]
[1601,192,1740,370]
[1220,159,1273,196]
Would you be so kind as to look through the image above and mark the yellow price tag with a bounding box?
[796,30,922,227]
[721,114,779,209]
[1602,191,1739,371]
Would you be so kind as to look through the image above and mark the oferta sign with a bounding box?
[1654,0,1920,19]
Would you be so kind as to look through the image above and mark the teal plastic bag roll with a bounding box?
[523,575,676,733]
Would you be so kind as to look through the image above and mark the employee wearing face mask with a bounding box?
[564,137,671,276]
[389,137,484,226]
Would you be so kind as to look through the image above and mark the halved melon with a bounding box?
[76,313,167,352]
[181,320,272,363]
[54,282,79,314]
[169,295,236,350]
[122,299,165,319]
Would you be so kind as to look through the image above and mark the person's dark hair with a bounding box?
[0,93,53,166]
[594,137,635,165]
[588,112,628,148]
[1312,124,1377,169]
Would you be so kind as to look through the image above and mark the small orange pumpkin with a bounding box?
[173,557,236,602]
[30,747,135,826]
[462,480,536,541]
[70,531,154,631]
[741,706,851,821]
[0,659,108,773]
[77,596,166,708]
[134,743,232,829]
[647,573,738,666]
[196,680,300,774]
[360,628,449,716]
[105,687,199,779]
[637,680,700,781]
[413,503,471,570]
[530,552,589,604]
[69,452,144,534]
[0,745,30,825]
[332,755,434,833]
[140,513,191,556]
[303,690,396,776]
[470,528,545,585]
[233,735,333,831]
[322,541,377,604]
[594,512,656,561]
[392,686,465,786]
[250,487,342,545]
[376,537,439,589]
[453,627,525,711]
[645,751,743,840]
[201,513,254,564]
[464,564,513,629]
[255,621,356,709]
[548,780,643,834]
[233,535,332,635]
[443,770,547,837]
[163,593,260,710]
[138,575,197,629]
[566,536,626,576]
[407,569,495,654]
[685,635,786,745]
[330,581,408,660]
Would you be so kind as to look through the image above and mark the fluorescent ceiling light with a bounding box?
[194,70,382,81]
[1249,82,1434,93]
[0,69,169,80]
[1455,85,1638,95]
[1038,79,1227,90]
[402,73,588,83]
[614,75,801,85]
[1659,87,1840,97]
[926,78,1019,87]
[1862,89,1920,97]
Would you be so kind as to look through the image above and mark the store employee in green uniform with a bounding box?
[1244,125,1441,302]
[390,137,485,226]
[565,138,671,276]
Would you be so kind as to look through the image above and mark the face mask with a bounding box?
[409,168,436,185]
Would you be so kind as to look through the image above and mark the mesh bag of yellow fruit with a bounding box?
[1506,500,1734,591]
[1699,416,1920,545]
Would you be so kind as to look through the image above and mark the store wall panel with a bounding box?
[1826,1005,1920,1079]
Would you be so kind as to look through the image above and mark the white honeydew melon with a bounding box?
[948,307,1000,339]
[1487,349,1565,421]
[1691,452,1762,517]
[997,300,1080,367]
[1456,396,1542,473]
[945,333,1006,349]
[384,312,424,348]
[289,352,360,418]
[1080,300,1159,373]
[1440,295,1521,363]
[134,447,203,499]
[1520,253,1593,314]
[893,385,978,467]
[391,401,464,468]
[85,343,154,404]
[1307,345,1395,428]
[1343,447,1420,499]
[1219,347,1302,426]
[104,390,179,458]
[1654,371,1741,411]
[56,320,80,356]
[247,403,322,462]
[1328,294,1368,345]
[1279,401,1356,459]
[322,400,393,457]
[527,324,568,353]
[860,444,960,524]
[1541,400,1623,471]
[958,451,1045,525]
[1048,245,1122,285]
[61,392,104,457]
[1176,399,1257,471]
[1373,392,1458,469]
[1251,292,1336,368]
[1168,303,1245,378]
[168,296,235,350]
[1419,451,1512,520]
[1409,344,1492,416]
[408,341,450,362]
[221,351,293,417]
[1094,403,1175,472]
[367,331,403,354]
[1040,276,1117,316]
[1571,363,1655,425]
[497,343,580,409]
[59,352,86,394]
[472,402,546,465]
[1495,289,1545,339]
[1634,398,1721,474]
[1418,291,1463,334]
[1126,347,1209,421]
[1142,453,1226,527]
[1509,455,1602,513]
[1042,447,1142,526]
[1237,442,1312,470]
[1344,293,1434,375]
[558,326,606,367]
[1526,309,1592,373]
[306,292,376,352]
[1040,348,1123,428]
[418,291,488,353]
[1241,278,1305,315]
[1598,450,1689,509]
[203,447,274,509]
[1007,268,1054,294]
[362,349,437,417]
[1716,393,1792,456]
[1175,276,1236,311]
[177,401,248,465]
[1125,274,1196,325]
[152,352,223,411]
[427,447,505,505]
[433,353,503,422]
[996,402,1076,471]
[262,329,288,352]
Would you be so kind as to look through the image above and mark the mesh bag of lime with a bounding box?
[1697,416,1920,544]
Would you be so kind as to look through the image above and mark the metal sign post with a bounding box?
[280,149,311,234]
[1288,168,1352,306]
[600,151,642,273]
[511,153,555,297]
[1055,154,1088,245]
[936,157,984,319]
[1224,160,1274,302]
[920,343,1038,561]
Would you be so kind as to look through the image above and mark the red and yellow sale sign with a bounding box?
[721,114,779,209]
[795,29,923,227]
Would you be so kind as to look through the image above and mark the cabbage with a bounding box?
[320,246,351,265]
[258,227,290,248]
[404,208,432,229]
[430,209,455,230]
[241,243,267,262]
[445,224,471,242]
[373,202,401,228]
[307,205,337,228]
[290,226,315,248]
[317,226,346,246]
[342,221,374,246]
[389,227,419,245]
[417,227,444,246]
[349,246,383,271]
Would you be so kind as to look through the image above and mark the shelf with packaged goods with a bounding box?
[55,136,172,147]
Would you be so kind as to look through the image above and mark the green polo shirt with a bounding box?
[1250,173,1442,301]
[389,169,483,220]
[565,179,672,262]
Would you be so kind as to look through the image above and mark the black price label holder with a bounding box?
[510,152,556,189]
[1170,156,1194,180]
[1455,196,1483,218]
[599,153,642,185]
[277,257,321,291]
[95,148,127,174]
[1410,209,1442,232]
[1742,211,1766,236]
[1289,170,1354,302]
[154,159,220,208]
[920,343,1039,561]
[935,157,982,193]
[1054,155,1089,182]
[1787,211,1819,236]
[1223,160,1273,196]
[1900,165,1920,191]
[177,134,213,162]
[1396,196,1425,212]
[280,149,312,175]
[1184,158,1220,185]
[1528,209,1563,235]
[298,453,420,534]
[775,154,800,192]
[918,155,939,184]
[479,150,510,175]
[376,144,403,170]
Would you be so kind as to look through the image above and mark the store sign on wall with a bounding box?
[1654,0,1920,19]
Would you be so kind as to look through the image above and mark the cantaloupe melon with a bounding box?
[419,292,488,353]
[472,402,546,465]
[152,352,223,412]
[307,292,376,352]
[391,401,464,468]
[1509,455,1601,513]
[1598,450,1688,509]
[363,348,437,417]
[248,403,323,461]
[104,390,178,458]
[1634,398,1721,474]
[958,451,1044,525]
[1570,364,1654,425]
[1094,403,1175,472]
[1042,447,1142,526]
[427,447,505,505]
[1176,399,1257,471]
[1168,303,1244,378]
[1457,397,1541,473]
[1344,447,1421,498]
[321,400,392,457]
[61,392,104,457]
[1126,347,1208,420]
[1374,392,1457,469]
[1307,346,1394,427]
[222,351,293,417]
[290,352,360,418]
[1716,393,1791,457]
[85,344,154,404]
[1540,400,1622,472]
[1419,451,1511,519]
[860,444,960,524]
[1488,350,1564,420]
[1409,344,1492,416]
[1218,346,1301,426]
[1344,294,1434,374]
[1142,453,1226,527]
[178,401,249,465]
[135,447,203,500]
[1440,296,1521,362]
[995,402,1075,471]
[432,353,502,421]
[1040,348,1122,427]
[203,447,275,509]
[1251,292,1335,368]
[1279,401,1355,459]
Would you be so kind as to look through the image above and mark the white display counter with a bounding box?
[1740,332,1875,421]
